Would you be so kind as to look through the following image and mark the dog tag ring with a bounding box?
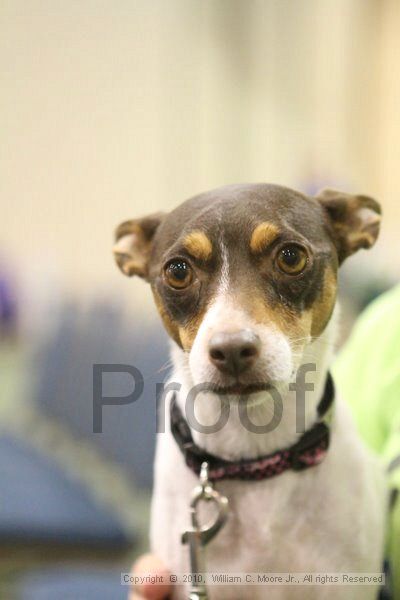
[181,462,229,600]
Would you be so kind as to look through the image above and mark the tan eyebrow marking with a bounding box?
[183,230,213,261]
[250,222,280,254]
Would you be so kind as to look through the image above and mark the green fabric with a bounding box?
[334,284,400,597]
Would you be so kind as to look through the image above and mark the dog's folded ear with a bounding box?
[113,212,165,279]
[316,189,382,263]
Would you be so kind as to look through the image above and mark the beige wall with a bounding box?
[377,0,400,240]
[1,1,399,312]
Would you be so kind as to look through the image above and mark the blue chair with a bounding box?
[33,302,169,489]
[0,433,131,550]
[16,567,128,600]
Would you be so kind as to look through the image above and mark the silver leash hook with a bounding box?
[182,462,229,600]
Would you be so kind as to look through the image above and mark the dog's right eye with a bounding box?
[164,259,193,289]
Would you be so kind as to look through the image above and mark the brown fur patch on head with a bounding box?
[178,310,207,352]
[183,230,213,262]
[310,266,337,338]
[152,287,210,352]
[152,288,182,347]
[242,292,311,346]
[250,222,280,254]
[242,271,336,347]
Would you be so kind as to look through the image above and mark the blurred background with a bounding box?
[1,1,399,598]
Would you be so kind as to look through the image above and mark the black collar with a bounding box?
[170,373,335,482]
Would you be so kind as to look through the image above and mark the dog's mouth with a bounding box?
[208,382,273,396]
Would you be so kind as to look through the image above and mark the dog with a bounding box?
[114,184,387,599]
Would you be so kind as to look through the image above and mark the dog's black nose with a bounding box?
[208,330,261,376]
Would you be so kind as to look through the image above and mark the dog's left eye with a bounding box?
[276,244,308,275]
[164,259,193,289]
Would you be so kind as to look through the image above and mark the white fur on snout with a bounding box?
[189,237,293,390]
[189,296,293,389]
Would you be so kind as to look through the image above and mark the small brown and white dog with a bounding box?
[114,184,386,600]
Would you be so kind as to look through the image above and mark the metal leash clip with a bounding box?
[182,462,229,600]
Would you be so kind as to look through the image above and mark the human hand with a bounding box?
[129,553,171,600]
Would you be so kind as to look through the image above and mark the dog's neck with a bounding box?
[170,309,338,461]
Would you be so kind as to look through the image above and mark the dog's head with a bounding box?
[114,184,380,396]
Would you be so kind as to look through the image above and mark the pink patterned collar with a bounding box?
[170,373,334,482]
